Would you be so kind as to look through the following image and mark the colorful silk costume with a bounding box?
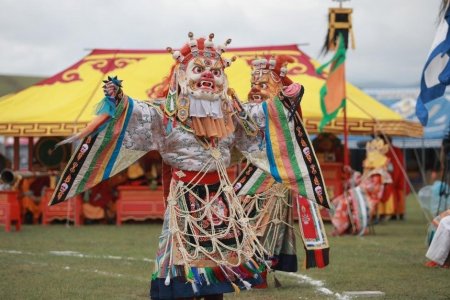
[331,138,392,235]
[240,56,329,271]
[49,33,330,299]
[380,142,408,219]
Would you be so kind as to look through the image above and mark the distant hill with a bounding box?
[0,74,45,97]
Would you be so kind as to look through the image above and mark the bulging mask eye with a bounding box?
[260,83,268,89]
[193,66,203,74]
[212,69,222,77]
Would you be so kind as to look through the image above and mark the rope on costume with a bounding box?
[156,152,270,288]
[241,183,295,256]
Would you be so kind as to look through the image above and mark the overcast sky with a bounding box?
[0,0,442,88]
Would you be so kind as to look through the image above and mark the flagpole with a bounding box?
[333,0,351,168]
[343,86,349,167]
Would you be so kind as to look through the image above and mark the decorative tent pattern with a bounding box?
[0,45,422,137]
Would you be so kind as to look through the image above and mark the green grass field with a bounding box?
[1,197,449,300]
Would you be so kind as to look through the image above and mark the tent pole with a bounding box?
[13,137,19,171]
[28,137,33,171]
[403,139,406,198]
[413,147,427,184]
[422,137,426,184]
[343,59,349,167]
[343,100,349,166]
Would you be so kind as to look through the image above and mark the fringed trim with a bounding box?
[152,261,264,292]
[304,247,330,269]
[191,116,235,139]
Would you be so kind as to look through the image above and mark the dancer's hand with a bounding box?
[282,83,304,121]
[282,83,302,100]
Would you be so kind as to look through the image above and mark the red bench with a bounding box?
[116,167,239,225]
[0,191,21,232]
[41,189,83,226]
[116,186,165,225]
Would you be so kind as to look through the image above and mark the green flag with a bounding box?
[317,34,347,132]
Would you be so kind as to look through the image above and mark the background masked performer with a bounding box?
[331,137,392,236]
[240,56,329,277]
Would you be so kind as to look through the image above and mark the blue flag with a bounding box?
[416,5,450,126]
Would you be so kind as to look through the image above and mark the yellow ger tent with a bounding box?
[0,45,422,137]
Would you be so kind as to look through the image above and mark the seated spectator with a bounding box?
[20,163,50,224]
[425,132,450,267]
[127,161,147,186]
[82,171,127,224]
[425,209,450,268]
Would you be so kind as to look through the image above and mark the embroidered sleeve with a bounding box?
[122,99,163,152]
[49,97,163,206]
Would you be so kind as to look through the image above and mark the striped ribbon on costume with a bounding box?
[233,164,276,196]
[296,196,329,268]
[49,96,140,206]
[262,97,331,208]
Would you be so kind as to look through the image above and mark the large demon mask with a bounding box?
[165,33,236,138]
[183,56,226,101]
